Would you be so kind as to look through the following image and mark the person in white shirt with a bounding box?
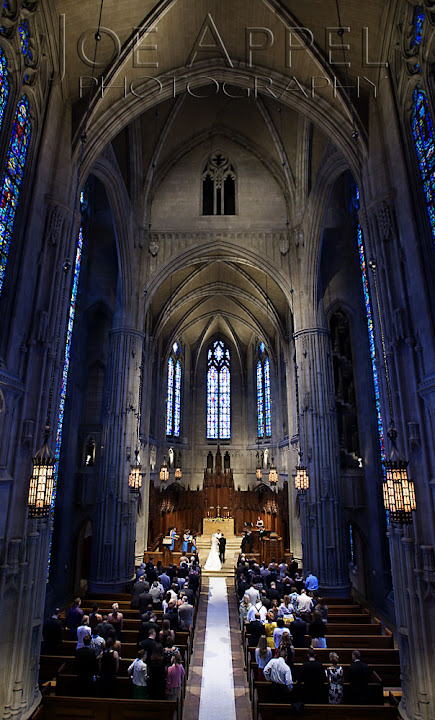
[128,648,147,699]
[273,618,291,649]
[90,628,105,658]
[76,615,91,649]
[264,649,293,700]
[297,589,314,620]
[247,600,267,624]
[245,583,260,605]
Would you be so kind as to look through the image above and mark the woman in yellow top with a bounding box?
[264,610,277,648]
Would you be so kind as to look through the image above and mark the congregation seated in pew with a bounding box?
[40,554,199,704]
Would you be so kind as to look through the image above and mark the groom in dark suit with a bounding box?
[218,533,227,563]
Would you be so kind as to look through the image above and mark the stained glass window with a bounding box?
[0,47,8,133]
[207,339,231,439]
[174,360,181,437]
[0,95,31,297]
[18,19,32,63]
[256,343,272,438]
[257,361,264,437]
[166,343,181,437]
[353,185,390,527]
[411,87,435,243]
[202,153,236,215]
[349,524,355,564]
[411,6,425,48]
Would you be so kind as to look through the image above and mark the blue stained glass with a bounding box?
[166,357,174,435]
[349,524,354,563]
[207,366,219,438]
[174,360,181,437]
[219,366,231,439]
[0,47,8,134]
[264,357,271,437]
[257,360,264,438]
[19,19,32,63]
[256,345,272,439]
[207,340,231,439]
[166,345,182,437]
[411,87,435,244]
[411,6,425,48]
[353,187,385,469]
[0,95,31,297]
[45,223,84,578]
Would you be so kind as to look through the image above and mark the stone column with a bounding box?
[387,526,435,720]
[89,327,144,593]
[294,326,349,594]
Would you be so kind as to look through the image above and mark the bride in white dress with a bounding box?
[204,532,222,571]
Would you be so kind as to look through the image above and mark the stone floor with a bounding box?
[183,575,252,720]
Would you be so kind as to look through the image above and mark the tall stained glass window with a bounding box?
[46,191,86,576]
[411,87,435,244]
[352,185,387,526]
[411,6,425,48]
[353,187,385,463]
[257,341,271,438]
[18,19,32,63]
[0,47,9,133]
[0,94,31,297]
[207,339,231,439]
[166,342,181,437]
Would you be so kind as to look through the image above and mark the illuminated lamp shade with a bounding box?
[28,428,55,517]
[160,455,169,482]
[256,452,262,481]
[269,457,278,485]
[383,427,416,524]
[128,449,142,493]
[174,451,182,480]
[295,464,309,494]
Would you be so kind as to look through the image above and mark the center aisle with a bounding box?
[183,576,252,720]
[198,577,236,720]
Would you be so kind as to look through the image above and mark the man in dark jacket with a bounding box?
[349,650,371,703]
[298,649,326,703]
[65,598,84,640]
[138,584,153,617]
[247,612,264,648]
[290,612,307,648]
[131,575,147,608]
[74,634,97,696]
[42,609,63,653]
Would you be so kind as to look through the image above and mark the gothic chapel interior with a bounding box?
[0,0,434,718]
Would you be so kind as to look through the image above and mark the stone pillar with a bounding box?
[0,519,51,720]
[89,327,143,593]
[294,326,349,594]
[387,526,435,720]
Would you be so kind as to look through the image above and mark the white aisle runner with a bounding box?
[198,577,236,720]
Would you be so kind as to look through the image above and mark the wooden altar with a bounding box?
[147,447,289,553]
[202,517,235,536]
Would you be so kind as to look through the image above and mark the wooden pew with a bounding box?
[40,655,186,679]
[247,645,399,666]
[249,660,401,689]
[253,679,384,705]
[59,641,190,666]
[257,703,398,720]
[39,696,179,720]
[245,633,393,650]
